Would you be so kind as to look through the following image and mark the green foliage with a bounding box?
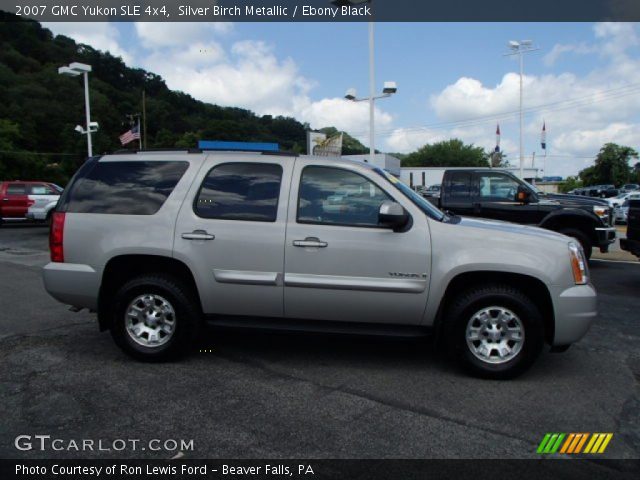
[318,127,368,155]
[578,143,638,186]
[0,13,355,184]
[559,176,583,193]
[401,139,490,168]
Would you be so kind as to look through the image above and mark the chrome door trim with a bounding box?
[284,273,426,293]
[213,269,281,286]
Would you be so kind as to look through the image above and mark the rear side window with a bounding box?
[30,184,57,195]
[64,161,188,215]
[6,183,26,195]
[446,172,472,199]
[194,163,282,222]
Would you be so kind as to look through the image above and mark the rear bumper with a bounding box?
[551,283,597,346]
[42,262,99,310]
[620,238,640,258]
[595,227,616,251]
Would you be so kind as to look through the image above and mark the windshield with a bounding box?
[374,168,445,221]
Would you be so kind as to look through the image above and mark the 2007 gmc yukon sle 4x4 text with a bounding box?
[44,151,596,379]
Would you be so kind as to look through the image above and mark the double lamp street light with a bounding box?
[58,62,97,157]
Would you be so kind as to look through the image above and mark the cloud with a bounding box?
[139,36,392,140]
[134,22,232,48]
[409,22,640,177]
[42,22,132,63]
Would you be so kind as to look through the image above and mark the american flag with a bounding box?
[119,124,140,146]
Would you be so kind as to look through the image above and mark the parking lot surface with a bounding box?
[0,224,639,459]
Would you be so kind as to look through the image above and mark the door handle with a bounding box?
[293,237,328,248]
[181,230,215,241]
[2,198,9,201]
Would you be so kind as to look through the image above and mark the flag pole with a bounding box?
[142,89,147,150]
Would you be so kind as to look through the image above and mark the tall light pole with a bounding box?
[505,40,538,179]
[344,24,397,163]
[58,62,95,157]
[369,21,375,164]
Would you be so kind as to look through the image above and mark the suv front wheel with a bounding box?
[110,274,201,361]
[446,284,544,379]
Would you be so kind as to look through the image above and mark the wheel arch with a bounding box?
[98,254,201,331]
[433,271,555,346]
[540,211,598,243]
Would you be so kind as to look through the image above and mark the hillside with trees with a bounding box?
[0,12,367,184]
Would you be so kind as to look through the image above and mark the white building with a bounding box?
[344,153,401,177]
[400,166,540,188]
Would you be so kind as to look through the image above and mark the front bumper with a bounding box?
[595,227,617,251]
[42,262,100,310]
[620,237,640,259]
[551,283,597,346]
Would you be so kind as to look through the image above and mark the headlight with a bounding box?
[593,205,609,219]
[568,242,588,285]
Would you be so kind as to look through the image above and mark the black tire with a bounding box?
[557,228,592,260]
[445,283,544,380]
[110,274,201,361]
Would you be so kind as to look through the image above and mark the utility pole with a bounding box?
[505,40,538,179]
[142,90,147,150]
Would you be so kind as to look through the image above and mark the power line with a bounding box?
[351,82,640,138]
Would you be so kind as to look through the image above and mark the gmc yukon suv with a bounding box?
[44,152,596,379]
[429,169,616,259]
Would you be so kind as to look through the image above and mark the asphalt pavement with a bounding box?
[0,224,638,460]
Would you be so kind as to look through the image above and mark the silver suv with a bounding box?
[44,151,596,379]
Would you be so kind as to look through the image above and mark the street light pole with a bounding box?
[518,50,523,180]
[369,21,375,164]
[58,62,95,158]
[505,40,538,179]
[82,70,93,157]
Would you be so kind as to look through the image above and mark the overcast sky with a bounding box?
[42,21,640,177]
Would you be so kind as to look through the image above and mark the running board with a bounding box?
[204,315,431,338]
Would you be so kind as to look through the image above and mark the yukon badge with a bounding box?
[389,272,427,278]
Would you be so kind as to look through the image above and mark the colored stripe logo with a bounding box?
[537,433,613,454]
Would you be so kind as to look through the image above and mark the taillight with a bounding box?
[49,212,65,263]
[27,198,35,207]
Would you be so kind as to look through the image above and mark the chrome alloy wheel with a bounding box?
[125,294,176,347]
[465,306,524,364]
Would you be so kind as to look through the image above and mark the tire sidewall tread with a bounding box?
[445,283,544,380]
[110,274,201,362]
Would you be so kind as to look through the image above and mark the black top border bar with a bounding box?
[4,0,640,22]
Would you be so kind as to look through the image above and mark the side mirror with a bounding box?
[379,201,409,231]
[516,185,532,204]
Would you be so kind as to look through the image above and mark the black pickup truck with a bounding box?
[428,169,617,259]
[620,199,640,259]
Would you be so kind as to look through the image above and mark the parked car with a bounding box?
[426,169,616,259]
[620,199,640,259]
[584,184,618,198]
[0,181,62,226]
[43,151,596,379]
[612,205,627,225]
[607,191,640,208]
[620,184,639,193]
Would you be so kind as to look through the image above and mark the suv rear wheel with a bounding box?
[110,274,201,361]
[445,284,544,379]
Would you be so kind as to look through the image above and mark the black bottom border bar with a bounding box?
[2,459,640,480]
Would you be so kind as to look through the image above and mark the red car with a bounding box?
[0,181,62,226]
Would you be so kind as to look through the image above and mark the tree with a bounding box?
[559,176,583,193]
[401,139,490,168]
[579,143,637,186]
